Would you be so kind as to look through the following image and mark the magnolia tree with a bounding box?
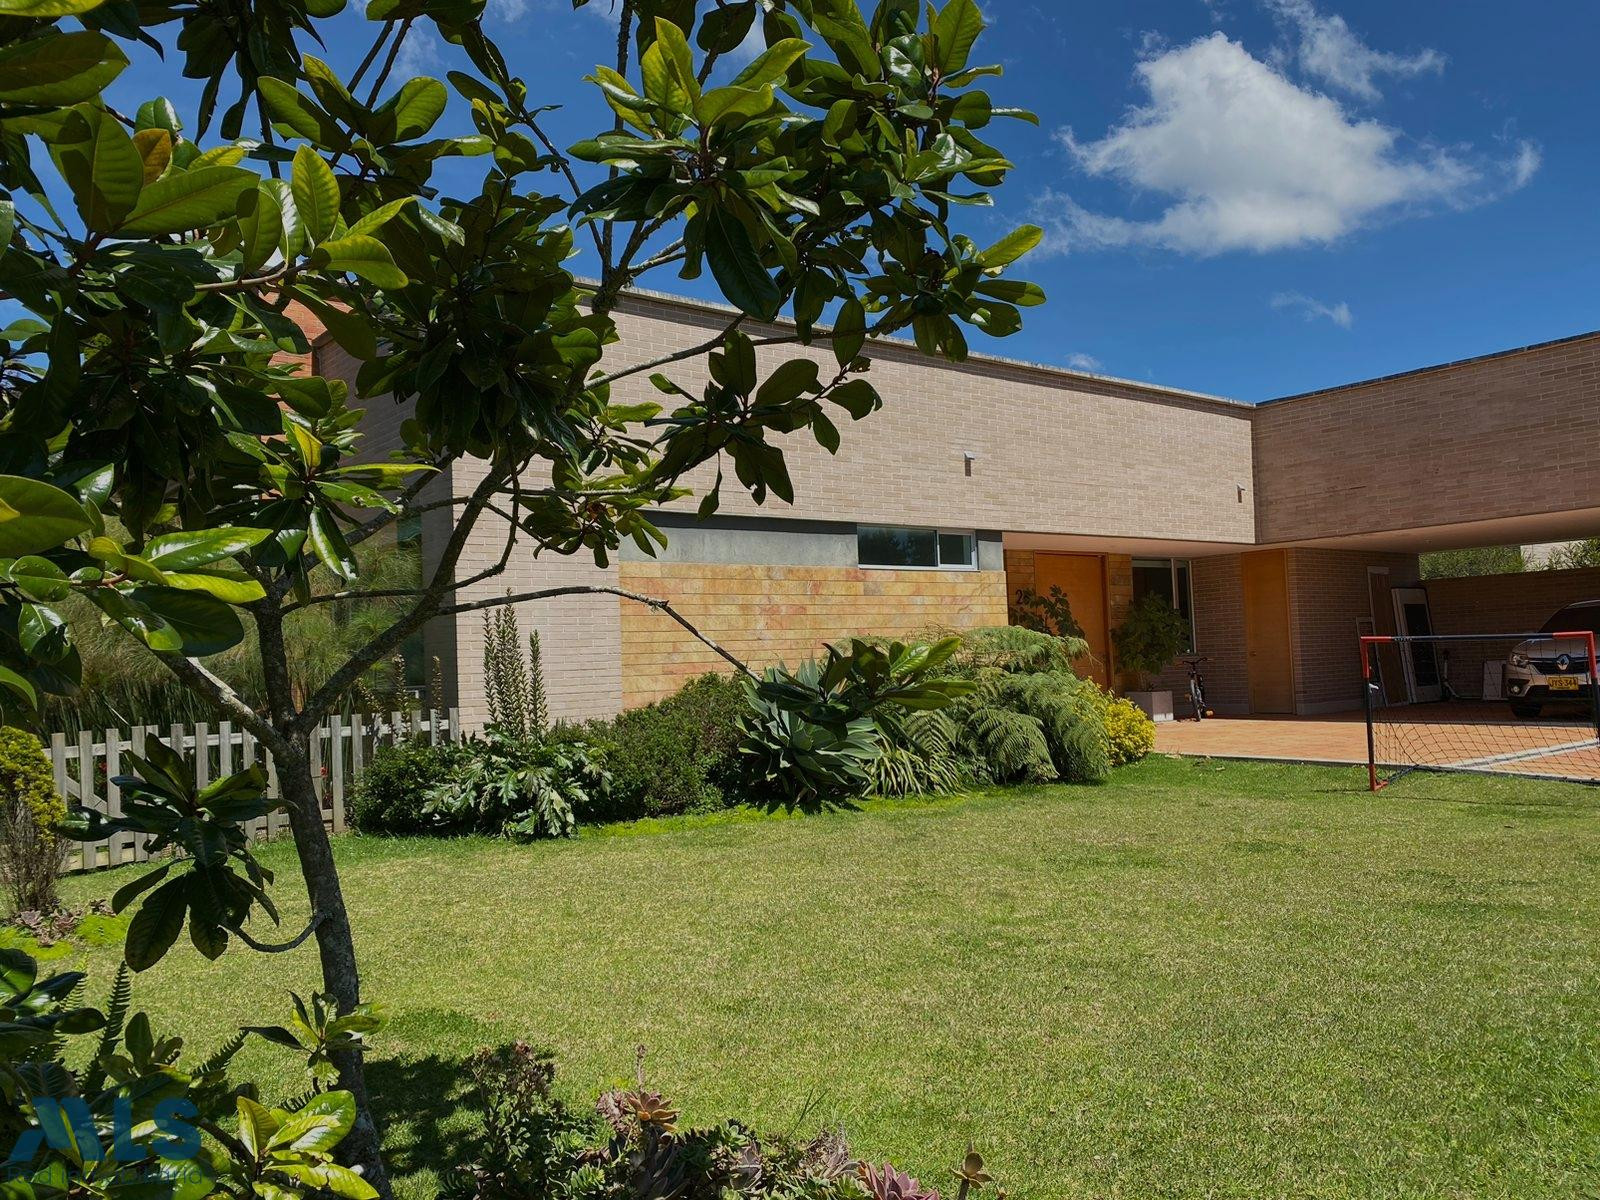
[0,0,1042,1188]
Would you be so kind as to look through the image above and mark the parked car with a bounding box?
[1505,599,1600,718]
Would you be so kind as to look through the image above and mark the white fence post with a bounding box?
[45,709,456,874]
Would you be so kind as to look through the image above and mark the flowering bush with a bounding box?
[1101,693,1157,766]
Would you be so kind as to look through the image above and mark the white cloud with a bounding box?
[1264,0,1443,102]
[1271,291,1353,328]
[1039,33,1537,257]
[1065,353,1103,372]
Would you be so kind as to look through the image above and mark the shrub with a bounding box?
[947,668,1111,785]
[1112,593,1190,689]
[580,673,745,821]
[445,1044,1000,1200]
[738,663,881,809]
[350,738,474,835]
[0,727,67,914]
[739,639,971,809]
[425,728,609,841]
[1100,692,1157,766]
[955,625,1081,675]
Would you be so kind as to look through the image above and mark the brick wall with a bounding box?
[1286,549,1420,713]
[1254,333,1600,543]
[609,294,1258,545]
[617,561,1009,708]
[1424,566,1600,700]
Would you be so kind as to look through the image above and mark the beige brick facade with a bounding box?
[607,295,1258,545]
[1254,331,1600,544]
[315,292,1598,723]
[617,561,1008,708]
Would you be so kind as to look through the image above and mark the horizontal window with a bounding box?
[1132,557,1196,651]
[858,526,977,570]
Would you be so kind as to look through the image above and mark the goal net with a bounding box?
[1360,631,1600,790]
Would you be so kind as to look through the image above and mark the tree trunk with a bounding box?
[254,603,392,1199]
[275,735,394,1200]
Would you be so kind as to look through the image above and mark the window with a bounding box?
[858,526,977,570]
[1132,558,1196,649]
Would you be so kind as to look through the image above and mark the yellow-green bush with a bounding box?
[1100,694,1156,767]
[0,726,68,913]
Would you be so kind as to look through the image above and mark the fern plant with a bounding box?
[869,710,973,797]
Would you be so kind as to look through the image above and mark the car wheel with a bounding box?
[1510,701,1543,719]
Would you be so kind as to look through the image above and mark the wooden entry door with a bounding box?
[1033,553,1110,687]
[1241,550,1295,714]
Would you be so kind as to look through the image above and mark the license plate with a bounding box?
[1548,675,1581,693]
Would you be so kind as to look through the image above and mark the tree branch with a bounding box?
[436,585,754,677]
[231,910,324,953]
[292,462,519,732]
[147,650,286,756]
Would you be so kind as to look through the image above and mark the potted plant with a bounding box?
[1112,593,1191,722]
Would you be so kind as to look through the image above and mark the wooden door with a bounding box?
[1033,553,1110,687]
[1241,550,1295,714]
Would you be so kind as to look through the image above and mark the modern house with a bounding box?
[305,292,1600,726]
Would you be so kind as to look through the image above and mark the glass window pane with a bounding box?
[938,532,975,568]
[1132,559,1175,606]
[858,526,938,567]
[1173,561,1193,622]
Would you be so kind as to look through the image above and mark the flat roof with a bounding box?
[1262,328,1600,407]
[592,280,1253,413]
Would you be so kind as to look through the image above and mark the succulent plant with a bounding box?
[860,1162,942,1200]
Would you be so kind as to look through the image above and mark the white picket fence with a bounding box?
[45,709,461,873]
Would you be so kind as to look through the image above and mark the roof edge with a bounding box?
[585,279,1253,413]
[1262,328,1600,407]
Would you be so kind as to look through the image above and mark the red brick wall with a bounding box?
[1286,550,1421,713]
[1254,333,1600,543]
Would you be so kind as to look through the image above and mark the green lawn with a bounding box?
[57,757,1600,1198]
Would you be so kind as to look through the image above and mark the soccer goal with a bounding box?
[1360,631,1600,790]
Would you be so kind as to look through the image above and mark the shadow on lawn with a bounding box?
[368,1053,476,1179]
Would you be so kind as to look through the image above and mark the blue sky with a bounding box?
[104,0,1599,402]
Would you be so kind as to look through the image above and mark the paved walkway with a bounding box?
[1156,703,1600,783]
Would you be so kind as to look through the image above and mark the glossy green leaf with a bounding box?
[290,146,340,245]
[703,208,780,321]
[145,526,270,571]
[346,197,413,238]
[50,104,143,231]
[135,97,181,134]
[0,476,92,555]
[257,77,339,144]
[17,601,68,659]
[386,77,447,140]
[307,508,358,580]
[117,164,253,235]
[831,297,866,367]
[0,198,12,260]
[236,1096,277,1160]
[0,666,37,711]
[978,224,1041,268]
[7,555,71,601]
[309,235,408,289]
[237,185,283,272]
[268,1092,354,1154]
[124,875,188,971]
[729,37,809,90]
[932,0,985,75]
[0,31,127,105]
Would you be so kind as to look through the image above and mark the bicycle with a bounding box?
[1182,656,1213,720]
